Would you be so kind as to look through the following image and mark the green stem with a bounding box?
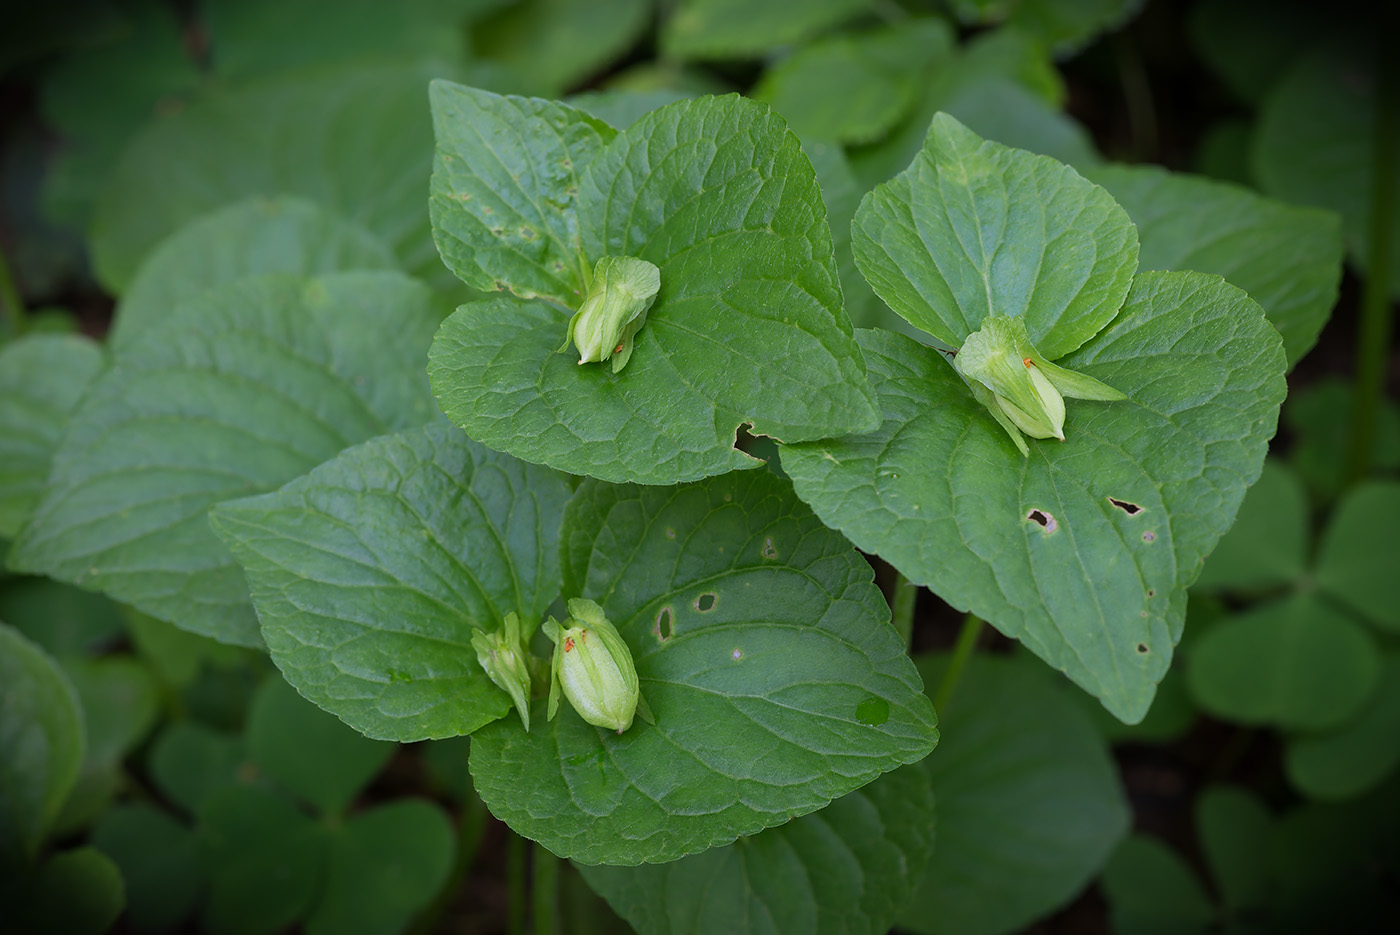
[1113,32,1158,161]
[0,242,25,336]
[531,844,560,935]
[508,831,528,935]
[891,572,918,650]
[1346,29,1399,484]
[933,615,983,714]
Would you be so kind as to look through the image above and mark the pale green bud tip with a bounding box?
[472,611,534,731]
[953,315,1124,455]
[544,598,652,734]
[563,255,661,374]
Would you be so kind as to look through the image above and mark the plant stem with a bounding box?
[891,572,918,650]
[0,242,25,337]
[532,844,560,935]
[1346,28,1399,484]
[508,831,527,935]
[933,614,983,714]
[1113,32,1158,161]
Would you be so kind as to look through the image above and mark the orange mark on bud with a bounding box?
[1023,357,1034,368]
[614,344,625,354]
[564,637,575,652]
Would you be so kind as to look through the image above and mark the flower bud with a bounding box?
[471,611,535,731]
[953,315,1124,456]
[562,256,661,373]
[544,598,653,733]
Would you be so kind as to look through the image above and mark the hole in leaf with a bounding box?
[1026,509,1058,533]
[654,607,674,641]
[694,593,717,612]
[1147,589,1155,597]
[761,536,778,560]
[1108,497,1143,515]
[1136,643,1150,654]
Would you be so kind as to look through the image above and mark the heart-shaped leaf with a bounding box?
[112,195,399,350]
[897,653,1129,935]
[468,469,938,864]
[1089,163,1343,367]
[9,272,441,647]
[210,422,572,740]
[0,623,85,866]
[852,111,1138,356]
[780,271,1287,722]
[427,84,878,485]
[578,763,936,935]
[90,60,465,292]
[0,334,104,540]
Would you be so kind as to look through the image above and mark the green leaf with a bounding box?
[949,0,1144,58]
[578,763,935,935]
[1100,835,1215,935]
[429,82,614,303]
[37,0,201,229]
[0,578,125,659]
[1196,785,1272,916]
[662,0,871,60]
[852,112,1137,356]
[306,799,456,935]
[1188,0,1313,105]
[470,0,652,96]
[0,334,104,539]
[1315,481,1400,632]
[897,654,1128,935]
[92,802,203,932]
[199,784,325,935]
[429,89,878,484]
[939,78,1101,170]
[204,0,474,80]
[1089,164,1343,367]
[8,846,126,935]
[470,470,938,864]
[1187,594,1382,731]
[53,656,160,832]
[148,722,245,816]
[752,19,954,145]
[112,195,400,349]
[127,608,251,688]
[1194,460,1309,592]
[1285,653,1400,801]
[782,271,1287,722]
[210,422,571,739]
[1267,777,1400,931]
[91,59,459,292]
[1253,45,1400,295]
[9,272,441,646]
[247,678,394,815]
[0,622,84,866]
[1284,378,1400,503]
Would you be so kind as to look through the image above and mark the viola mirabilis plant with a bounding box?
[425,82,880,485]
[780,114,1290,723]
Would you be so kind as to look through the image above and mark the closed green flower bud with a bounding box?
[471,611,535,731]
[953,315,1125,456]
[562,255,661,374]
[544,598,654,734]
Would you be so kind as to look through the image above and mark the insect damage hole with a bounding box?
[654,607,674,641]
[1108,497,1143,515]
[694,593,717,612]
[1135,642,1150,655]
[1026,509,1058,533]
